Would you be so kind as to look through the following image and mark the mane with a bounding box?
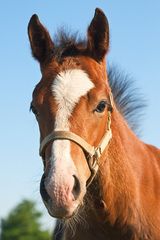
[53,29,146,134]
[108,65,146,135]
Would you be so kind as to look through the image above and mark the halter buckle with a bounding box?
[94,147,102,159]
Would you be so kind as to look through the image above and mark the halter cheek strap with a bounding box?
[39,94,113,187]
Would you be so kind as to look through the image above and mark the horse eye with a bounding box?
[95,101,107,113]
[30,104,39,116]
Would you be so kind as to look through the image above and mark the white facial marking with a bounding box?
[46,69,94,200]
[52,69,94,130]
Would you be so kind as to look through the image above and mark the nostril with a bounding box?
[72,175,81,200]
[40,174,51,203]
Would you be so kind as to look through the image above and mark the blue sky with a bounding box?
[0,0,160,230]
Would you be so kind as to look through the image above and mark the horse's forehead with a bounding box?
[33,56,106,106]
[54,68,94,93]
[45,69,94,130]
[52,69,95,110]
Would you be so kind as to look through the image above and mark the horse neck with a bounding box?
[97,108,149,233]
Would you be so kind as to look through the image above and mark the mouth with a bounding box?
[42,193,83,220]
[47,203,70,219]
[43,197,81,219]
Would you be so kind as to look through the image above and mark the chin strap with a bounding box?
[39,94,113,187]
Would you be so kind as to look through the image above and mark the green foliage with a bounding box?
[1,199,51,240]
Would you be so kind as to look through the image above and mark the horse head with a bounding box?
[28,8,113,219]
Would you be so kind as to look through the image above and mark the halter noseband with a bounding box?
[39,94,113,187]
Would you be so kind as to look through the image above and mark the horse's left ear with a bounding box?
[87,8,109,62]
[28,14,54,64]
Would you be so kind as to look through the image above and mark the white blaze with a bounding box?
[52,69,94,130]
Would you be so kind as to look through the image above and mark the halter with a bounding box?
[39,94,113,187]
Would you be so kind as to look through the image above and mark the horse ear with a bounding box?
[28,14,54,63]
[87,8,109,62]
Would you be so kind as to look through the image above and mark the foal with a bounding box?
[28,8,160,240]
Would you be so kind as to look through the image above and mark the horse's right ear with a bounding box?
[28,14,54,64]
